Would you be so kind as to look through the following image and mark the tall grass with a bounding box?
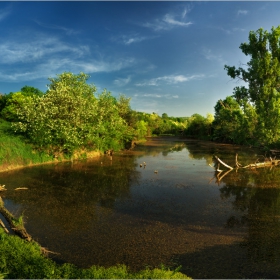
[0,228,190,279]
[0,119,53,169]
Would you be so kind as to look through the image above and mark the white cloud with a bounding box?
[142,11,192,31]
[34,20,79,35]
[182,9,188,19]
[0,37,89,64]
[111,33,160,46]
[163,14,192,28]
[202,48,227,65]
[136,74,204,87]
[237,10,248,16]
[0,6,11,22]
[0,34,136,82]
[121,35,150,45]
[114,76,131,86]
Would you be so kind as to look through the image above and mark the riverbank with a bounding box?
[0,197,190,279]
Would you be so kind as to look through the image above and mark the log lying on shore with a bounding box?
[0,196,32,241]
[0,196,58,256]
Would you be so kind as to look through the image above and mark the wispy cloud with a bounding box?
[136,74,203,87]
[34,19,79,35]
[0,35,136,82]
[135,93,179,99]
[0,6,12,22]
[114,76,131,86]
[113,34,152,45]
[237,10,248,16]
[0,37,89,64]
[202,48,227,65]
[142,10,192,31]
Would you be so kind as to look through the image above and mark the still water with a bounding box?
[1,137,280,278]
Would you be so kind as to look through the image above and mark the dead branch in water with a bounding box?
[211,153,280,182]
[214,156,233,170]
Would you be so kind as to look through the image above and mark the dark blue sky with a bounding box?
[1,1,280,117]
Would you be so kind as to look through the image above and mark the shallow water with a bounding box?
[1,137,280,278]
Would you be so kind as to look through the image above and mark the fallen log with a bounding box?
[0,196,32,241]
[0,196,59,256]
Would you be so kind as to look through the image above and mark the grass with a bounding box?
[0,119,53,171]
[0,228,191,279]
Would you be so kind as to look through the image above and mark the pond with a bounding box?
[1,137,280,278]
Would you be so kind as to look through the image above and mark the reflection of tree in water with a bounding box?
[219,167,280,265]
[3,155,141,230]
[185,142,217,166]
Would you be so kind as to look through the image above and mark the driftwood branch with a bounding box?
[214,156,233,170]
[212,153,280,181]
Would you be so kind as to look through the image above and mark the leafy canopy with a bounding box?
[224,26,280,145]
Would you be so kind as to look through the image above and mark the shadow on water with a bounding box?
[1,137,280,278]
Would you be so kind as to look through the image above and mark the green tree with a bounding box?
[13,72,98,155]
[0,86,43,121]
[20,86,44,97]
[94,90,133,152]
[224,26,280,145]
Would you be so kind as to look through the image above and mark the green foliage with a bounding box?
[134,112,187,137]
[1,92,32,122]
[9,72,136,155]
[185,113,213,139]
[20,85,44,97]
[0,86,44,122]
[94,90,134,152]
[0,119,52,167]
[12,72,98,155]
[0,228,190,279]
[224,26,280,146]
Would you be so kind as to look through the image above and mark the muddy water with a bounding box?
[1,137,280,278]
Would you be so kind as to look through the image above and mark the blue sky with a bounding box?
[0,1,280,117]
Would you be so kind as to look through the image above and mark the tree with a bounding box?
[1,92,31,122]
[94,90,133,152]
[13,72,98,155]
[0,86,43,121]
[224,26,280,145]
[213,96,257,144]
[20,86,44,97]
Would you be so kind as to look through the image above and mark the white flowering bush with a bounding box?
[12,72,134,155]
[13,72,98,155]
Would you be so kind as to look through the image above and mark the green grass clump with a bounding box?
[0,228,191,279]
[0,119,53,168]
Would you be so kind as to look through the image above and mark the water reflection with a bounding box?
[1,138,280,278]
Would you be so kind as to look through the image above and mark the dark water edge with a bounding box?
[1,137,280,278]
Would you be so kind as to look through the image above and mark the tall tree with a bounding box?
[224,26,280,145]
